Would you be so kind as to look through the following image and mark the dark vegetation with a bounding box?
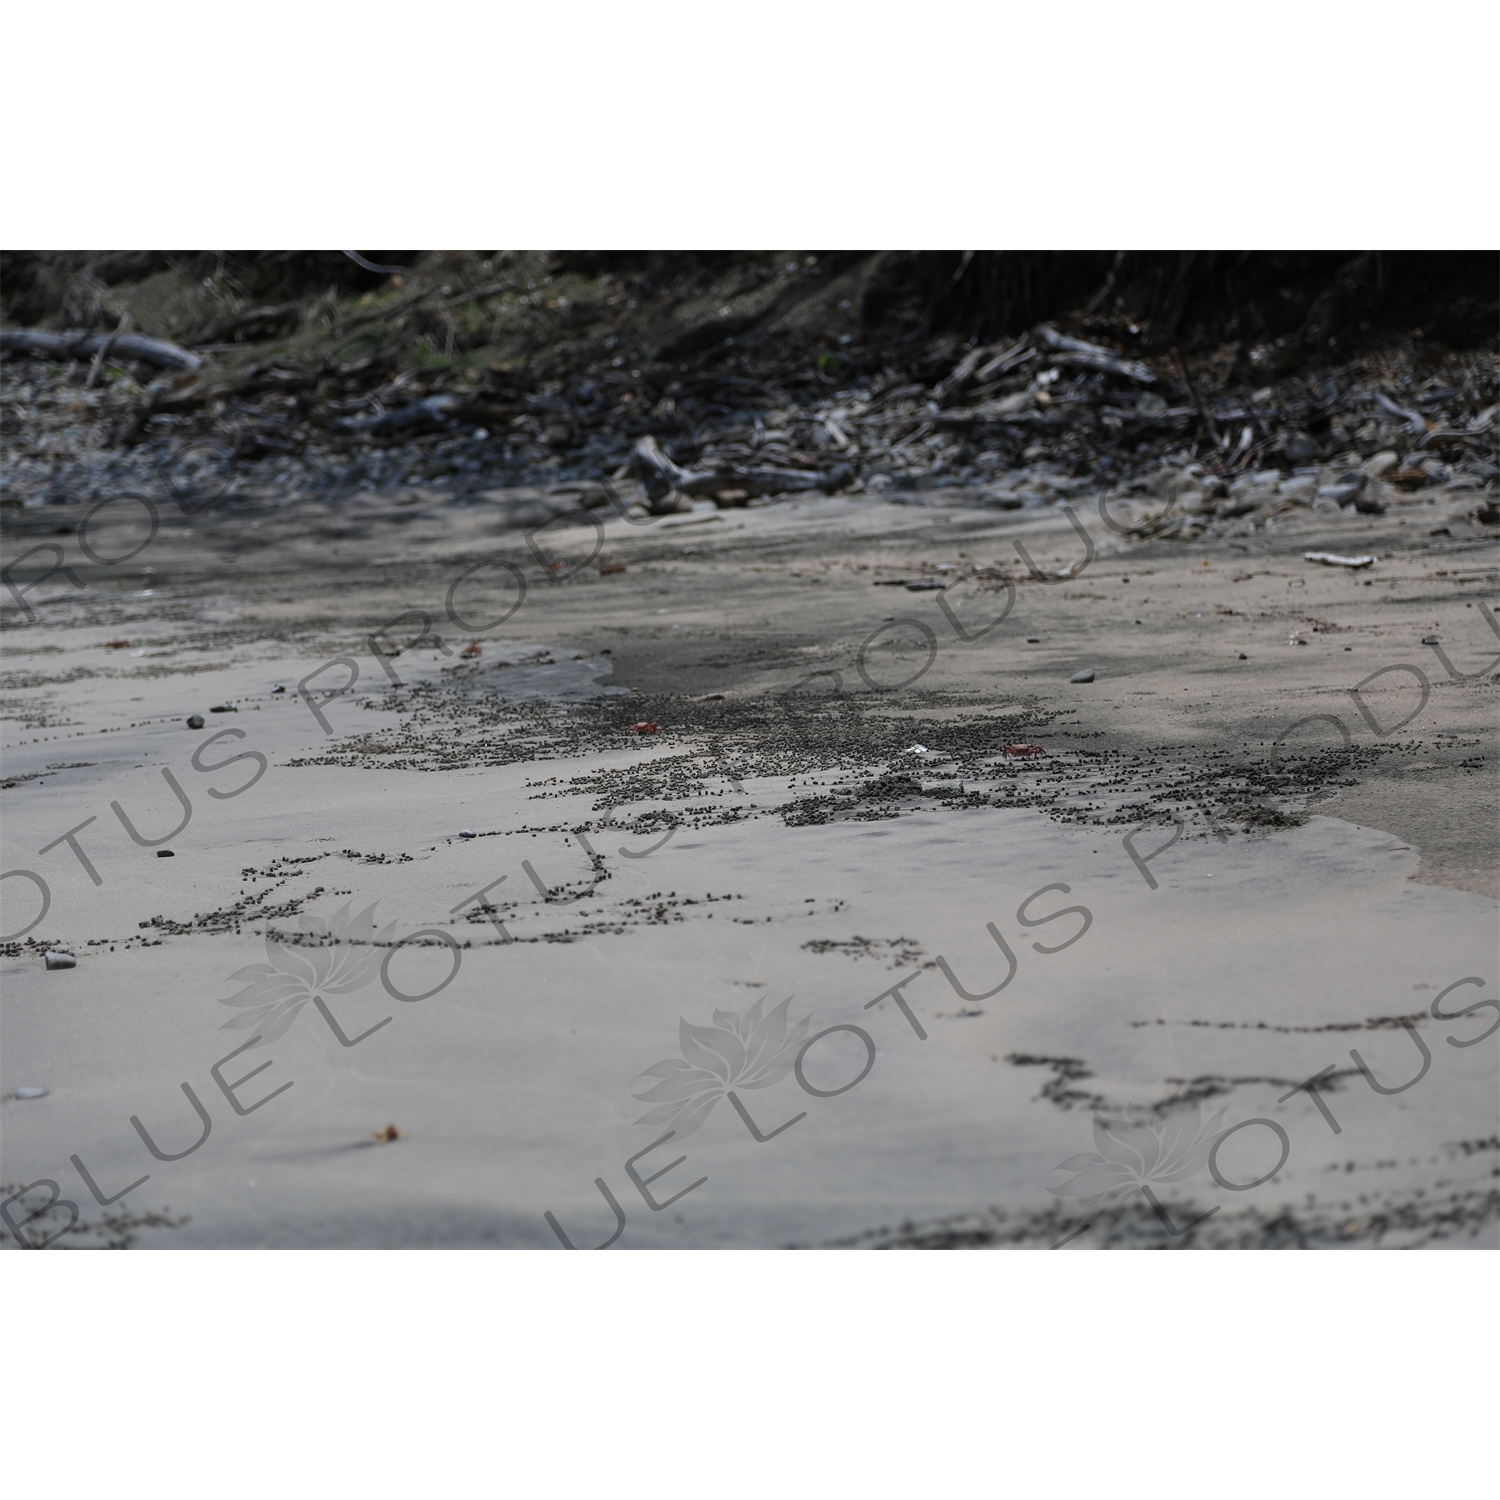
[2,250,1493,525]
[5,249,1495,355]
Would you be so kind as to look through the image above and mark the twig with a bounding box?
[1082,251,1126,317]
[343,251,417,275]
[1175,346,1219,448]
[85,311,131,388]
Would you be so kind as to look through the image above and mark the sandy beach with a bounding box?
[3,480,1495,1248]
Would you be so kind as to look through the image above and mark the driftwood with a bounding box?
[932,338,1033,402]
[1,328,202,372]
[973,339,1035,383]
[1034,325,1154,383]
[628,435,854,508]
[931,344,994,403]
[920,325,1146,395]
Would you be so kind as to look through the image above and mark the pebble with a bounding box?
[272,684,286,694]
[45,951,76,970]
[1239,653,1248,660]
[1422,635,1440,644]
[459,829,477,838]
[186,714,205,728]
[210,703,238,713]
[14,1086,49,1099]
[157,849,175,857]
[1070,669,1095,683]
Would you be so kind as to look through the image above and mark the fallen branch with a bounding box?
[973,339,1034,383]
[1,327,202,372]
[1034,324,1155,383]
[932,344,997,403]
[628,435,854,509]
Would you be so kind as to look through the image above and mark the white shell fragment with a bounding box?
[1304,552,1376,568]
[14,1086,49,1099]
[1070,669,1096,683]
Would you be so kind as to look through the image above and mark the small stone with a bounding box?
[1422,635,1440,645]
[1317,473,1366,507]
[186,714,205,728]
[157,849,175,857]
[271,684,286,694]
[459,829,477,838]
[1026,637,1041,644]
[1239,653,1248,660]
[1070,669,1095,683]
[14,1086,48,1099]
[45,951,76,970]
[210,703,238,713]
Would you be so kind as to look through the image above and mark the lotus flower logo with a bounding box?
[633,996,813,1138]
[1050,1102,1226,1208]
[218,901,396,1045]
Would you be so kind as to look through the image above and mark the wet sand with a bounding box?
[2,486,1496,1247]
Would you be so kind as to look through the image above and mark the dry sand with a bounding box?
[2,485,1496,1247]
